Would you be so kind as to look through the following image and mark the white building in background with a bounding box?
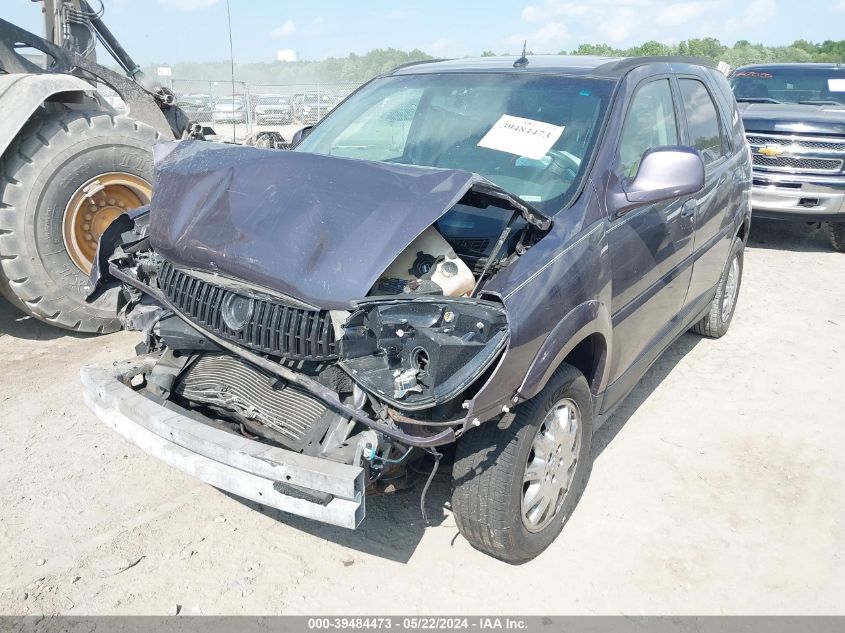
[276,49,298,62]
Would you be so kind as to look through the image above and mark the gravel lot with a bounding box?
[1,218,843,615]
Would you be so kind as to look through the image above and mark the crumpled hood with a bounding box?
[148,141,488,308]
[737,102,845,136]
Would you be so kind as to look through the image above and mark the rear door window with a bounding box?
[678,79,726,165]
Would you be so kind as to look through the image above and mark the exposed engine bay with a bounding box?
[89,141,551,502]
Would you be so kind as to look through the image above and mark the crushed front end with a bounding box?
[81,141,549,528]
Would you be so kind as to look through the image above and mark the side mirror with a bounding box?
[290,125,314,148]
[610,146,705,216]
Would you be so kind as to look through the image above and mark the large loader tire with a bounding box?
[0,108,158,333]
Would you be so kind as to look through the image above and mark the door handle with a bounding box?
[681,200,697,218]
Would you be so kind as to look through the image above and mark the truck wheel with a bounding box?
[691,239,744,339]
[451,364,593,563]
[0,108,158,333]
[826,222,845,253]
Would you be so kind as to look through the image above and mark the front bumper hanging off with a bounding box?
[81,360,366,529]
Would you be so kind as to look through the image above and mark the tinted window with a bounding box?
[707,69,742,146]
[618,79,678,178]
[678,79,724,165]
[730,66,845,105]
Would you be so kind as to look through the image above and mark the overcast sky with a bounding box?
[6,0,845,64]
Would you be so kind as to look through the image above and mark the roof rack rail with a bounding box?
[595,55,716,77]
[387,58,451,74]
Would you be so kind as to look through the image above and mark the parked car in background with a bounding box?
[177,94,213,123]
[212,96,247,124]
[295,92,333,124]
[254,94,293,125]
[730,63,845,251]
[84,56,751,563]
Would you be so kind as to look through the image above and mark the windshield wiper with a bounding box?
[735,97,781,104]
[798,100,843,106]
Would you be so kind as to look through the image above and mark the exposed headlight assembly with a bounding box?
[338,297,508,411]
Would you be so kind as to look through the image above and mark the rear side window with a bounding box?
[618,79,678,178]
[678,79,725,165]
[706,69,743,147]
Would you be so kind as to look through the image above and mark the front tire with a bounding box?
[451,364,594,563]
[826,222,845,253]
[0,108,158,333]
[690,239,744,339]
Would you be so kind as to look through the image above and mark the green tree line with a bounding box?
[143,48,434,89]
[569,38,845,67]
[145,38,845,90]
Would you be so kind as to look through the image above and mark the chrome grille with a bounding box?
[746,132,845,175]
[746,135,845,152]
[751,154,844,173]
[158,261,336,361]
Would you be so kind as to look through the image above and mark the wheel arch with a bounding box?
[518,300,612,401]
[0,73,98,162]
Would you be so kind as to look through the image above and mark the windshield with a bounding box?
[731,66,845,105]
[295,73,614,214]
[218,98,242,106]
[259,96,288,105]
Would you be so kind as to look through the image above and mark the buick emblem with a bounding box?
[221,293,254,331]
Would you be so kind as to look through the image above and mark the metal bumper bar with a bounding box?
[751,171,845,220]
[81,361,365,529]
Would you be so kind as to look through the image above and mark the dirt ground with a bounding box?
[0,218,843,615]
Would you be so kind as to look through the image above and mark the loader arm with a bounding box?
[0,3,206,334]
[0,16,183,140]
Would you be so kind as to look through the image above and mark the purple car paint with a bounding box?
[83,55,752,562]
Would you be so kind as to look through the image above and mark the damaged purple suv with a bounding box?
[83,56,751,562]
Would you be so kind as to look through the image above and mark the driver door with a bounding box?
[605,76,696,386]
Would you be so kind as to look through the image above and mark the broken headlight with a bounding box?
[338,297,508,411]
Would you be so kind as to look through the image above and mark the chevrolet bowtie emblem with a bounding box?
[758,144,786,157]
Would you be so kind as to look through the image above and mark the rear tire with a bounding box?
[0,108,158,333]
[826,222,845,253]
[690,239,744,339]
[451,364,594,563]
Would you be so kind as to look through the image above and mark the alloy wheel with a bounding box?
[521,398,582,532]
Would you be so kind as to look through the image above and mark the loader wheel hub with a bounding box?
[63,172,152,274]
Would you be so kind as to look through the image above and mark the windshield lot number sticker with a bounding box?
[478,115,565,160]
